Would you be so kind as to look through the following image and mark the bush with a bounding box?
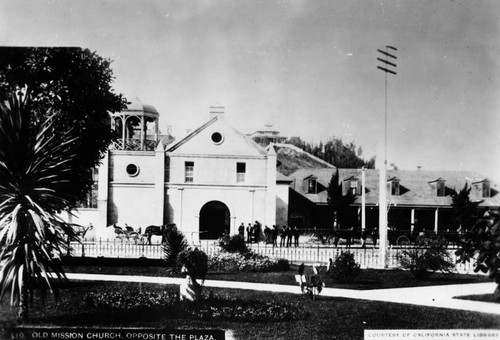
[398,239,455,280]
[177,248,208,282]
[328,252,361,283]
[162,227,188,267]
[84,289,308,322]
[85,290,177,312]
[218,234,248,253]
[209,252,289,273]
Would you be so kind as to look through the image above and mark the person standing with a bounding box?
[254,221,261,243]
[264,225,271,243]
[246,223,252,243]
[293,226,300,247]
[272,225,278,247]
[238,223,245,239]
[286,226,293,247]
[280,226,286,247]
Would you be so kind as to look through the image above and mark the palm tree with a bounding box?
[0,91,78,319]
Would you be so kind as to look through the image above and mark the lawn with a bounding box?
[0,281,499,340]
[62,257,490,290]
[0,259,498,340]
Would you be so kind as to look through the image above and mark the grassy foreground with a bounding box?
[0,280,499,340]
[62,257,490,290]
[0,258,498,340]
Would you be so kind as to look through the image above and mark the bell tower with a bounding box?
[110,97,159,151]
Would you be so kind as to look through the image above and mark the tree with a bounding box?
[327,168,355,229]
[456,213,500,299]
[450,183,479,231]
[0,92,78,319]
[162,226,189,267]
[286,136,375,169]
[0,47,126,208]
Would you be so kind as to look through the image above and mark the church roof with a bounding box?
[166,115,268,156]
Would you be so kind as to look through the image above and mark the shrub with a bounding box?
[398,239,455,280]
[209,252,289,272]
[85,290,178,312]
[84,289,308,322]
[328,252,361,283]
[162,227,188,267]
[177,248,208,282]
[218,234,248,253]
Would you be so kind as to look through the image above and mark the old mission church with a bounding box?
[72,98,288,242]
[71,98,499,242]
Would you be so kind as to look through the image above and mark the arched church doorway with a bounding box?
[199,201,230,240]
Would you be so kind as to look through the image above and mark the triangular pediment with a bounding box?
[167,117,267,157]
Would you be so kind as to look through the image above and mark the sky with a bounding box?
[1,0,499,180]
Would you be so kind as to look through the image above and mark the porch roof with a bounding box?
[287,168,500,208]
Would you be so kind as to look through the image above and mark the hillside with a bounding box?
[273,143,335,176]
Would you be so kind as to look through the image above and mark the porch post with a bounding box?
[155,118,159,143]
[140,115,145,150]
[410,209,415,233]
[434,208,439,234]
[121,115,126,150]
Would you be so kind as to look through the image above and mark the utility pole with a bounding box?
[377,46,397,268]
[361,167,366,233]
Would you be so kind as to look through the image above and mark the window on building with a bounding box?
[236,162,246,183]
[185,161,194,183]
[77,168,98,209]
[308,178,317,194]
[483,181,491,198]
[391,180,400,196]
[350,180,359,195]
[437,180,446,197]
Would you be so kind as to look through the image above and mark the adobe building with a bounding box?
[70,99,289,242]
[287,166,500,235]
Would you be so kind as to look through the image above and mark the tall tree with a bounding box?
[450,183,479,231]
[0,47,126,208]
[0,92,78,319]
[327,168,355,229]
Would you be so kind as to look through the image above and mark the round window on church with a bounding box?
[211,132,224,144]
[126,164,140,177]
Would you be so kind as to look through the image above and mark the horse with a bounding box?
[330,227,356,248]
[143,223,177,245]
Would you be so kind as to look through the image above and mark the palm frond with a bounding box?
[0,91,79,314]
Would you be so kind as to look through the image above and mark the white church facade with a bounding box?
[69,99,288,242]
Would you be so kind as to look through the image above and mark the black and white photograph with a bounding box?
[0,1,499,339]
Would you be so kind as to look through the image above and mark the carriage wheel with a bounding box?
[326,235,335,245]
[415,235,427,246]
[396,235,411,246]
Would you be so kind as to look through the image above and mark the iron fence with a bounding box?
[69,238,477,274]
